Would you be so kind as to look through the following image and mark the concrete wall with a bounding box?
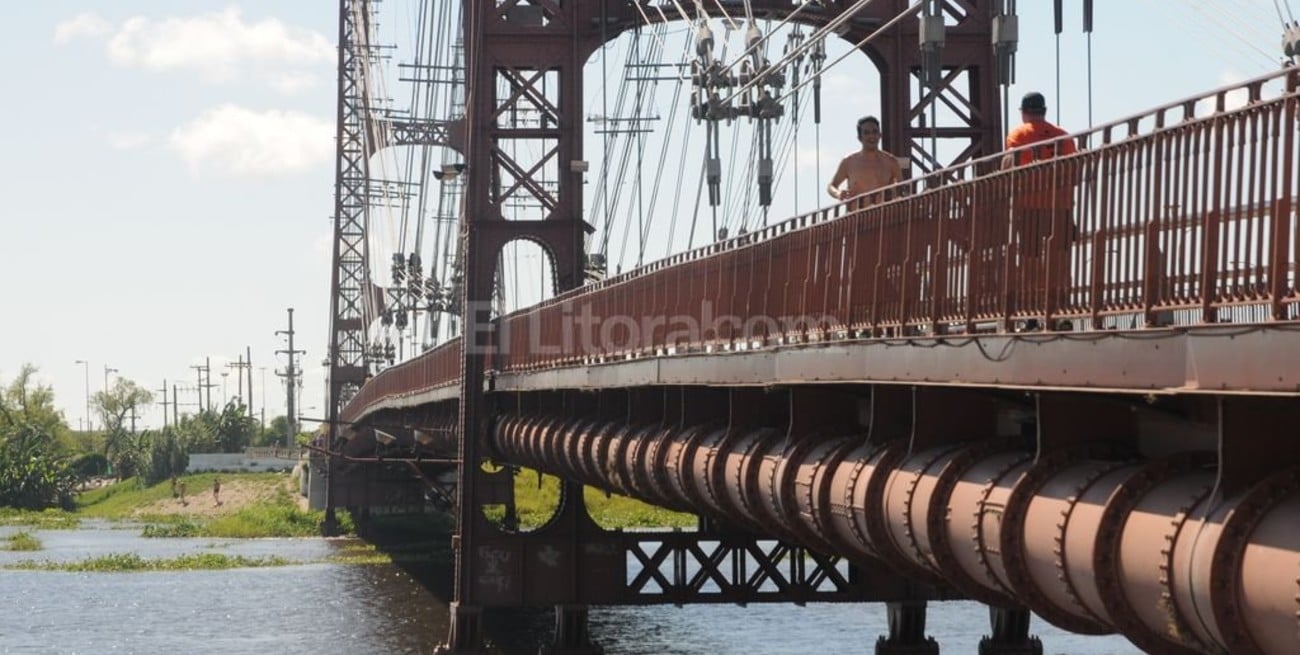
[186,449,299,473]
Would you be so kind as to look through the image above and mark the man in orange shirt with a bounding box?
[1003,92,1078,321]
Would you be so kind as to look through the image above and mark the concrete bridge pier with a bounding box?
[977,607,1042,655]
[875,601,939,655]
[539,604,603,655]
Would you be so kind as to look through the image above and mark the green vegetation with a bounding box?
[5,552,292,572]
[485,468,695,531]
[94,378,155,479]
[0,508,79,529]
[140,520,202,538]
[78,474,351,538]
[204,491,349,538]
[0,366,80,510]
[4,531,42,551]
[584,486,697,529]
[327,542,396,565]
[2,545,408,571]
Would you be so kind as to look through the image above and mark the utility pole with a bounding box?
[259,367,268,432]
[190,363,205,412]
[172,384,180,421]
[228,350,253,412]
[174,385,200,419]
[203,356,214,411]
[276,308,305,450]
[156,379,170,428]
[246,346,254,422]
[74,360,92,432]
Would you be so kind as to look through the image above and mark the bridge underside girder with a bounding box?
[339,380,1300,655]
[480,384,1300,655]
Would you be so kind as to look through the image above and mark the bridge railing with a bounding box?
[342,338,462,423]
[343,67,1298,415]
[488,66,1297,370]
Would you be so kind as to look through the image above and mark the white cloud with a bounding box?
[169,105,333,176]
[53,13,113,44]
[266,71,321,95]
[54,7,331,94]
[107,132,153,150]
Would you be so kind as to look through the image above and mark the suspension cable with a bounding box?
[717,0,873,106]
[776,2,924,106]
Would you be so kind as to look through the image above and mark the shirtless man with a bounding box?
[827,116,902,204]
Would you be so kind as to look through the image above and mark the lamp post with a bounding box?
[74,360,91,432]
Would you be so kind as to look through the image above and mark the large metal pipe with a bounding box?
[488,415,1300,654]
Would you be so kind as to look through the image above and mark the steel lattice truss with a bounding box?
[327,0,374,426]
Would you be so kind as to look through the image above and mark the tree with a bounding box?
[214,401,257,453]
[173,410,217,453]
[93,378,152,472]
[254,415,291,447]
[0,365,71,444]
[138,428,188,485]
[0,365,77,509]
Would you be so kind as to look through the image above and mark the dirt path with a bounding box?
[135,474,304,519]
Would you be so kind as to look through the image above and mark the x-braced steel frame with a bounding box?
[444,2,1003,652]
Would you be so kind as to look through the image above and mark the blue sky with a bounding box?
[1,1,1293,432]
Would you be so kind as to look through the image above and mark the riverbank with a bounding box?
[0,471,345,540]
[82,471,351,538]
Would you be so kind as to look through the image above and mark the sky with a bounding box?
[1,1,1294,434]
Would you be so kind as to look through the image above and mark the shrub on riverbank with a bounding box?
[204,490,352,538]
[4,531,42,551]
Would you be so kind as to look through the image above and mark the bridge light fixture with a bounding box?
[413,429,435,446]
[432,163,465,181]
[374,429,398,446]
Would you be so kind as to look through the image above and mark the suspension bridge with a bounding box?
[307,2,1300,653]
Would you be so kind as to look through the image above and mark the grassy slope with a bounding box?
[498,469,697,530]
[77,473,348,538]
[77,472,283,519]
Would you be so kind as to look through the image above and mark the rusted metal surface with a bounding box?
[487,410,1300,654]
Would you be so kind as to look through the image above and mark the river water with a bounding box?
[0,523,1141,654]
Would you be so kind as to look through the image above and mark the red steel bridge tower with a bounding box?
[322,0,1018,652]
[420,1,1007,653]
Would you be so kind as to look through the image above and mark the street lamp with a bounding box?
[74,360,91,432]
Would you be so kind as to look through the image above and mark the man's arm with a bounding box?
[1001,126,1025,169]
[827,159,848,200]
